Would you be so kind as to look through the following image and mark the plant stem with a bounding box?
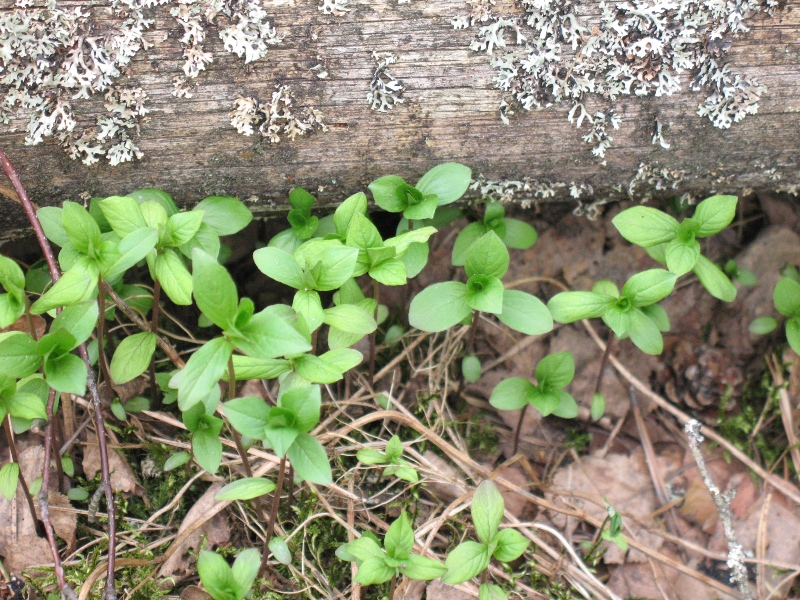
[388,573,397,600]
[3,415,43,536]
[593,332,615,398]
[99,280,185,369]
[369,280,380,389]
[96,281,113,386]
[512,403,529,456]
[258,454,287,578]
[80,344,118,600]
[148,280,162,409]
[40,388,76,600]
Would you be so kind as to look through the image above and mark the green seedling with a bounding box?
[337,511,445,595]
[369,163,472,221]
[0,254,27,328]
[600,501,627,551]
[490,352,578,419]
[724,260,756,286]
[224,385,332,485]
[409,230,553,336]
[357,435,419,483]
[490,352,578,454]
[441,481,529,598]
[452,200,538,266]
[253,238,376,341]
[547,269,676,355]
[612,194,738,300]
[268,187,321,253]
[749,265,800,353]
[462,354,482,383]
[169,248,311,413]
[197,548,260,600]
[0,301,99,394]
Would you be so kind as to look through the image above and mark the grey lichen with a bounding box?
[0,0,284,165]
[470,174,572,208]
[229,85,327,144]
[367,52,405,112]
[454,0,781,157]
[318,0,348,17]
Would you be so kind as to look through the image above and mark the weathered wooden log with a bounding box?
[0,0,798,238]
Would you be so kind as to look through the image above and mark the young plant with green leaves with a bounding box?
[0,301,99,395]
[0,255,27,328]
[223,384,332,485]
[452,200,538,266]
[547,269,676,355]
[611,195,738,301]
[337,511,445,597]
[490,352,578,454]
[600,502,628,551]
[357,434,419,483]
[253,238,376,344]
[268,187,321,253]
[96,192,252,306]
[749,265,800,354]
[409,230,553,336]
[197,548,260,600]
[440,481,529,600]
[369,162,472,221]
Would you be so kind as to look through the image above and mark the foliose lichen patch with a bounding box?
[229,85,327,144]
[453,0,782,157]
[0,0,283,165]
[368,52,405,112]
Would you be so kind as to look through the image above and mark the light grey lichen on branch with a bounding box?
[229,86,327,144]
[0,0,283,165]
[367,52,405,112]
[452,0,781,156]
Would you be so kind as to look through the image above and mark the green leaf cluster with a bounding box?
[409,231,552,335]
[441,481,528,588]
[547,270,675,355]
[749,266,800,354]
[612,195,738,300]
[337,512,445,586]
[452,201,538,266]
[490,352,578,418]
[0,254,27,327]
[224,385,332,484]
[357,435,419,483]
[369,163,472,221]
[197,549,260,600]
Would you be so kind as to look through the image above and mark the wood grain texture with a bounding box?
[1,0,799,237]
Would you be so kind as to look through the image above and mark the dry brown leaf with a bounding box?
[180,585,212,600]
[0,313,46,339]
[82,443,143,496]
[425,580,472,600]
[421,450,469,505]
[0,446,78,574]
[395,579,426,600]
[20,446,77,549]
[159,482,231,577]
[110,375,148,403]
[548,450,665,563]
[495,465,534,520]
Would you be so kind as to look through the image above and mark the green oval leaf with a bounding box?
[215,477,277,501]
[110,332,157,384]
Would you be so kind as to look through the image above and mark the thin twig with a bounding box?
[685,420,753,600]
[100,281,185,369]
[41,388,77,599]
[148,281,162,409]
